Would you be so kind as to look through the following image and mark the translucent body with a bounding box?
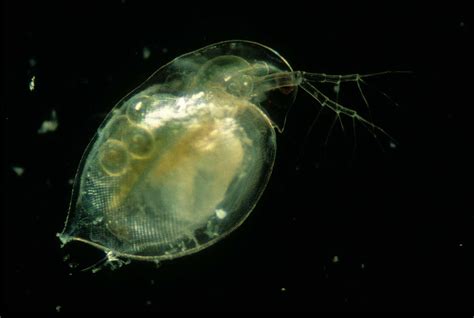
[59,40,396,262]
[60,41,298,261]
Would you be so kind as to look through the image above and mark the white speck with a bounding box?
[192,91,205,100]
[176,97,186,108]
[389,142,396,149]
[143,46,151,60]
[459,243,463,247]
[146,300,152,305]
[92,216,103,225]
[332,255,339,263]
[215,209,227,219]
[333,83,340,94]
[281,287,286,292]
[29,76,35,91]
[68,178,74,185]
[12,166,25,176]
[56,305,62,312]
[38,110,58,134]
[162,47,168,54]
[460,21,465,27]
[361,263,365,269]
[29,58,37,67]
[150,279,155,285]
[134,101,144,111]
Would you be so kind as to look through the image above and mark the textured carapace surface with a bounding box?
[60,41,297,260]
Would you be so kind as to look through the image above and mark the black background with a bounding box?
[3,0,472,313]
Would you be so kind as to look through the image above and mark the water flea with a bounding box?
[58,40,406,268]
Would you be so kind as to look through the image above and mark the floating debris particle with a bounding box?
[143,46,151,60]
[12,166,25,176]
[389,142,397,149]
[68,178,74,185]
[361,263,365,269]
[332,255,339,263]
[146,300,152,306]
[281,287,286,292]
[38,110,58,134]
[29,76,35,91]
[29,58,37,67]
[161,47,168,54]
[55,305,62,312]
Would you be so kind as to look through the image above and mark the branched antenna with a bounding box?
[299,79,398,145]
[296,69,412,153]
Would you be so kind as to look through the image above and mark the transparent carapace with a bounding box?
[58,40,400,265]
